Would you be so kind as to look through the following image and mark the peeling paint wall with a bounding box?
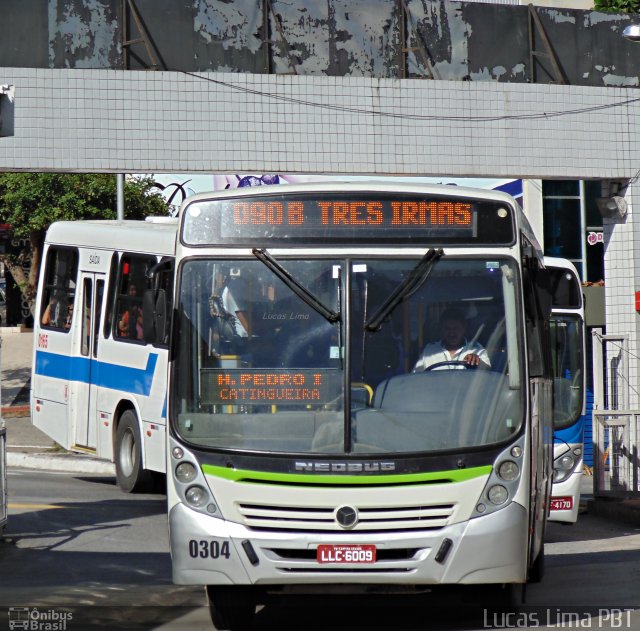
[193,0,264,73]
[1,0,640,87]
[49,0,119,69]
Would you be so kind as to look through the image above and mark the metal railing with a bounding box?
[592,410,640,497]
[591,330,640,497]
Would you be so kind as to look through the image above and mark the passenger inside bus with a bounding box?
[42,292,63,328]
[221,273,251,339]
[118,284,143,340]
[413,307,491,371]
[205,270,253,359]
[64,300,74,330]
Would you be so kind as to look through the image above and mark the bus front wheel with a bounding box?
[115,410,152,493]
[206,586,257,630]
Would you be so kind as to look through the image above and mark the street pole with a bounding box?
[117,173,125,221]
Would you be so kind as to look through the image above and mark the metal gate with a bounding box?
[592,329,640,496]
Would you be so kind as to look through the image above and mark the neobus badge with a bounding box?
[295,461,396,473]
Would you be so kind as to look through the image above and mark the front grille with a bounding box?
[236,502,456,532]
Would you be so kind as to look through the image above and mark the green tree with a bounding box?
[0,173,169,318]
[594,0,640,12]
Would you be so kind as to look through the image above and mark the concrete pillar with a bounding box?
[603,180,639,409]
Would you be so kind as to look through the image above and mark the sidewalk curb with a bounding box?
[7,451,116,475]
[2,405,30,418]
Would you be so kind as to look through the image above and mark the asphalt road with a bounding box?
[1,469,639,631]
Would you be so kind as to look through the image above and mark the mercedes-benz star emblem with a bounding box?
[335,505,358,529]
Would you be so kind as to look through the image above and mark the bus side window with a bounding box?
[40,247,78,332]
[103,252,119,339]
[156,265,174,346]
[114,254,155,343]
[93,280,104,357]
[81,278,92,356]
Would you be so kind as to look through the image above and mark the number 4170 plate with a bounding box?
[317,544,376,564]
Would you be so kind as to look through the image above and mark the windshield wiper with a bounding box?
[365,248,443,332]
[252,248,340,324]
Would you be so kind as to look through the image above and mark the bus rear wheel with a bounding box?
[115,410,152,493]
[206,585,257,630]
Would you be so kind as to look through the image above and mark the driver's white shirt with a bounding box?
[413,340,491,372]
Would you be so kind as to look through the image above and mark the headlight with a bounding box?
[176,461,198,483]
[172,446,184,460]
[553,448,581,483]
[487,484,509,505]
[185,485,209,507]
[553,469,569,483]
[170,438,223,519]
[558,454,575,470]
[472,438,524,519]
[498,460,520,481]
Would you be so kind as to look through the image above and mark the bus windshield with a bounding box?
[172,256,524,455]
[550,314,584,429]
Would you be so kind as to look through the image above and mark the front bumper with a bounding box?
[170,501,529,586]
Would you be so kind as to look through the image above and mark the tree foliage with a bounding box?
[0,173,169,319]
[594,0,640,13]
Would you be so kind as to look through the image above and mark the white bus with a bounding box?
[31,219,176,492]
[143,182,580,628]
[546,256,586,524]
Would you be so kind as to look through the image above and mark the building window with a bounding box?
[542,179,603,283]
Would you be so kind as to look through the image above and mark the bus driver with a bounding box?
[413,307,490,371]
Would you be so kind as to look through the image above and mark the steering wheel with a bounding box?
[424,360,476,371]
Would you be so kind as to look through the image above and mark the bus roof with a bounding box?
[181,181,522,210]
[45,219,177,256]
[178,181,541,257]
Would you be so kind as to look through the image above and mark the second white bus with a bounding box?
[31,219,176,492]
[546,256,586,524]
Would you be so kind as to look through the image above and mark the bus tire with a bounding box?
[114,410,152,493]
[206,585,257,630]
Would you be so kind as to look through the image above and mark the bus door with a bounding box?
[73,272,104,449]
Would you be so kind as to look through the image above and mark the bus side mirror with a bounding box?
[143,288,167,345]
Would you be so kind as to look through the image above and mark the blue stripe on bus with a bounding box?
[554,416,585,446]
[35,350,159,397]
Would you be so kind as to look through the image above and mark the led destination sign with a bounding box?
[183,193,514,245]
[201,368,341,406]
[229,199,473,232]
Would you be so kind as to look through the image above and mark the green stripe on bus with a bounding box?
[200,464,492,485]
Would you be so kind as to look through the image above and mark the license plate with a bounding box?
[317,544,376,564]
[550,496,573,511]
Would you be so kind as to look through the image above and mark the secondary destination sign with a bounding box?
[201,368,341,406]
[182,193,514,245]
